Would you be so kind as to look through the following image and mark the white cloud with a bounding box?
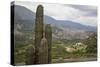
[15,1,97,27]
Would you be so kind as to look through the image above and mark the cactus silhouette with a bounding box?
[45,24,52,63]
[25,46,35,65]
[34,5,44,64]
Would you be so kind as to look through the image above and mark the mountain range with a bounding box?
[12,4,97,40]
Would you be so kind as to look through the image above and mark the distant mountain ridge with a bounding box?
[12,4,97,40]
[14,5,96,32]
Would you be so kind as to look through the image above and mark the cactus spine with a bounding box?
[45,24,52,63]
[34,5,44,64]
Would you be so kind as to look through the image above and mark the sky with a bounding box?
[15,1,97,27]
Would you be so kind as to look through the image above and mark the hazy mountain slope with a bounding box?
[12,5,97,40]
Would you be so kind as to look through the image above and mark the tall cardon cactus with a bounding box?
[25,5,52,65]
[34,5,44,64]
